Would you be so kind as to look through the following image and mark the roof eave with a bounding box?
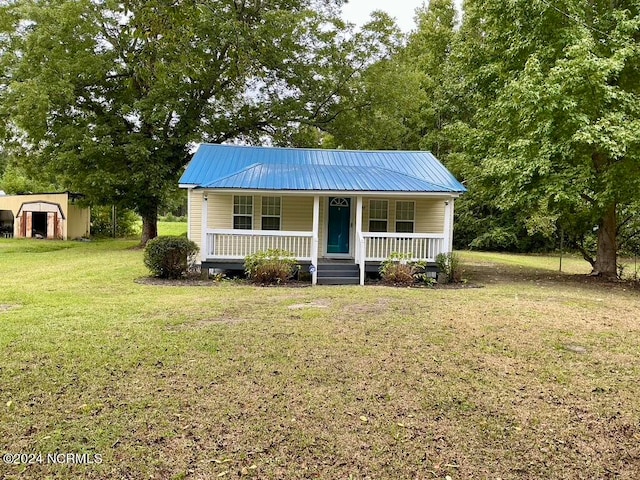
[197,187,464,197]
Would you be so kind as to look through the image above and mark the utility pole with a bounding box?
[559,227,564,272]
[112,205,117,238]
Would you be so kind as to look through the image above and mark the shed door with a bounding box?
[327,197,351,254]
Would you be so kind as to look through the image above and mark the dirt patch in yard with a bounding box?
[191,316,254,328]
[342,298,391,315]
[0,304,20,314]
[287,301,330,310]
[135,276,219,287]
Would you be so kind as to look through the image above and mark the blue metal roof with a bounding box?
[179,144,466,193]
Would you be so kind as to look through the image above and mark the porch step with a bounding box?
[316,262,360,285]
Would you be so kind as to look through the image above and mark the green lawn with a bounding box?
[158,221,187,237]
[1,240,639,479]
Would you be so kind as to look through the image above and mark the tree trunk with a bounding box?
[140,205,158,246]
[592,203,617,279]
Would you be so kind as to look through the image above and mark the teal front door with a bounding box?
[327,197,351,254]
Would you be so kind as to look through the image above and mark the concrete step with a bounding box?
[317,268,359,276]
[316,262,360,284]
[318,264,359,268]
[317,262,359,269]
[316,276,360,285]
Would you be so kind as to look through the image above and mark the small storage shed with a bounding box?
[0,192,90,240]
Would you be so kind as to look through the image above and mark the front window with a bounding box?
[395,201,415,233]
[369,200,388,232]
[233,195,253,230]
[261,196,281,230]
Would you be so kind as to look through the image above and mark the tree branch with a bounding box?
[570,237,596,267]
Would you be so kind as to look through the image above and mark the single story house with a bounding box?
[0,192,90,240]
[179,144,466,285]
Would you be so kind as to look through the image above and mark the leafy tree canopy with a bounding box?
[0,0,398,242]
[439,0,640,277]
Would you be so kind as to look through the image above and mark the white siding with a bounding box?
[361,196,445,234]
[282,196,313,231]
[208,194,233,229]
[414,198,445,234]
[318,199,326,256]
[189,190,203,251]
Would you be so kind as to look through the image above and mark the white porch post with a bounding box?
[201,192,208,263]
[443,198,454,253]
[355,195,364,285]
[312,195,320,285]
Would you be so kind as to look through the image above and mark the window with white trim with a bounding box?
[261,196,281,230]
[395,201,415,233]
[369,200,388,232]
[233,195,253,230]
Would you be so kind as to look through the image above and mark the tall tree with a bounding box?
[405,0,458,157]
[320,4,459,152]
[0,0,394,243]
[449,0,640,277]
[303,11,425,151]
[0,149,6,179]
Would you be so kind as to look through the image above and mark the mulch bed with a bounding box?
[135,276,312,287]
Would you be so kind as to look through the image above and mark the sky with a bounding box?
[340,0,427,32]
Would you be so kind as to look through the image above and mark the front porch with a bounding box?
[200,193,452,285]
[199,194,454,285]
[202,229,446,284]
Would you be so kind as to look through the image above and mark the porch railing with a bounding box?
[358,232,446,262]
[205,229,314,260]
[356,232,447,285]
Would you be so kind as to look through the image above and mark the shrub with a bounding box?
[144,236,199,279]
[468,227,519,251]
[91,206,140,238]
[160,213,187,223]
[379,252,426,286]
[244,249,298,284]
[436,252,462,283]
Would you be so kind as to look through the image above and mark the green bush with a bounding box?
[379,252,426,286]
[436,252,462,283]
[244,249,298,284]
[91,206,140,238]
[144,236,199,279]
[160,213,187,223]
